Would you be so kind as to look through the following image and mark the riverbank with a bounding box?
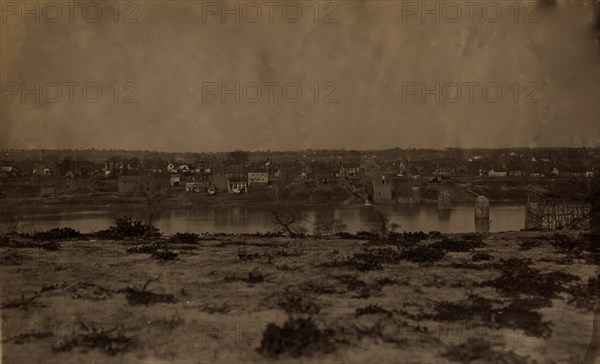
[1,230,598,363]
[1,176,595,209]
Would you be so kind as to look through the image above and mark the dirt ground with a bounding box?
[1,230,598,363]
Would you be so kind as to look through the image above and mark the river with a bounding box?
[6,203,526,235]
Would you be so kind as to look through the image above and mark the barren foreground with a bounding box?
[1,230,598,363]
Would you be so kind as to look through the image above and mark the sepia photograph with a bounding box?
[0,0,599,363]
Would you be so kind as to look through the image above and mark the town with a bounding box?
[1,147,599,207]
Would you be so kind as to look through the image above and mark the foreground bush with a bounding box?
[258,318,334,358]
[95,216,160,239]
[168,232,200,244]
[29,227,82,240]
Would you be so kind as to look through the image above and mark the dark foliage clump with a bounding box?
[53,321,135,355]
[335,232,355,239]
[472,252,492,261]
[29,227,82,240]
[329,247,404,271]
[12,331,53,344]
[334,274,372,298]
[151,250,178,260]
[428,231,443,238]
[278,291,320,314]
[496,298,552,338]
[545,233,600,255]
[431,234,486,252]
[123,288,176,305]
[40,241,61,251]
[246,270,266,283]
[400,245,446,264]
[577,233,600,253]
[238,251,262,261]
[301,280,340,295]
[2,293,42,309]
[567,274,600,310]
[433,296,553,338]
[387,231,428,244]
[549,233,581,253]
[481,258,579,298]
[258,318,335,358]
[0,250,23,265]
[126,244,158,254]
[271,248,303,258]
[444,339,528,364]
[121,281,176,305]
[168,232,200,244]
[355,304,392,317]
[434,296,494,322]
[519,237,543,250]
[355,231,380,240]
[95,216,160,239]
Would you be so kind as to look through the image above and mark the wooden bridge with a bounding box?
[339,177,370,204]
[525,194,593,230]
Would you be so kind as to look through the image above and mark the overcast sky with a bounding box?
[1,0,598,152]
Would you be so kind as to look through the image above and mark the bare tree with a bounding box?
[266,206,308,237]
[0,207,22,234]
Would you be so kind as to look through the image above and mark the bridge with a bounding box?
[339,177,370,204]
[525,193,593,230]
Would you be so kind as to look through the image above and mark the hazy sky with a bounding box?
[1,0,598,152]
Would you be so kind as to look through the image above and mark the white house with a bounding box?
[247,171,269,185]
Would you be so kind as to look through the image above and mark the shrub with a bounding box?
[481,258,579,298]
[400,245,446,264]
[96,216,160,239]
[122,287,176,305]
[53,321,135,355]
[472,252,492,261]
[168,232,199,244]
[567,274,600,310]
[30,227,81,240]
[444,339,528,364]
[151,250,178,260]
[258,318,334,358]
[355,304,391,317]
[432,235,486,252]
[278,291,320,314]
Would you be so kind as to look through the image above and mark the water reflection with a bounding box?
[475,218,491,234]
[8,203,526,234]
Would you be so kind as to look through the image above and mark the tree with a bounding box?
[228,150,249,165]
[60,157,74,174]
[266,206,308,237]
[367,210,399,237]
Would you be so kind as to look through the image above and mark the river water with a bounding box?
[8,203,526,234]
